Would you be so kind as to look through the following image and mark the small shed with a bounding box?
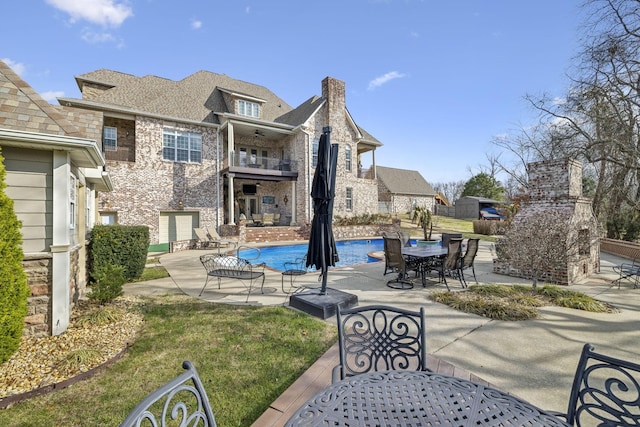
[454,196,503,219]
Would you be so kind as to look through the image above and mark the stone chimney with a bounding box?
[322,77,346,126]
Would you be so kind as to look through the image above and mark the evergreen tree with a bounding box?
[0,148,30,363]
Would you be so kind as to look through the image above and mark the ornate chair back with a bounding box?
[120,361,217,427]
[332,305,428,383]
[563,343,640,426]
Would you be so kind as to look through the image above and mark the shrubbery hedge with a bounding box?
[89,225,150,282]
[0,148,30,362]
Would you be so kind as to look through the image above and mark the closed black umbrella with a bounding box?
[306,127,339,294]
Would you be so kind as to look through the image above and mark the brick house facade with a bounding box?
[60,71,381,250]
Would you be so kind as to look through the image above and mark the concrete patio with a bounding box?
[125,239,640,426]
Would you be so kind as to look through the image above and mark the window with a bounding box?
[346,187,353,211]
[86,188,92,228]
[100,212,117,225]
[69,174,77,229]
[345,145,352,172]
[238,99,260,118]
[162,129,202,163]
[103,126,117,151]
[312,139,319,167]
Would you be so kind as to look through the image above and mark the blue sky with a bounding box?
[2,0,583,183]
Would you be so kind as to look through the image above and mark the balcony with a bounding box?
[222,153,298,181]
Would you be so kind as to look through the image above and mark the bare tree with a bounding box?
[496,210,597,293]
[431,180,466,205]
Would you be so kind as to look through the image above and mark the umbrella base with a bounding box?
[289,287,358,319]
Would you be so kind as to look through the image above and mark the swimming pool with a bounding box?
[238,239,399,272]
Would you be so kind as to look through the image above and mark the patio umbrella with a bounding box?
[306,127,339,294]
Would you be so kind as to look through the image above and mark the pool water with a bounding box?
[239,239,399,272]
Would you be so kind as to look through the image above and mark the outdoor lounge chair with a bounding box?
[262,213,275,226]
[194,227,236,251]
[332,305,428,383]
[553,343,640,426]
[120,360,217,427]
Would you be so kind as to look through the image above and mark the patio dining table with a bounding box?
[284,370,570,426]
[402,246,448,286]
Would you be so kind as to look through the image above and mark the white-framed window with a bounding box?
[86,188,92,228]
[346,187,353,211]
[103,126,117,151]
[238,99,260,118]
[312,139,319,167]
[345,145,352,172]
[69,174,77,229]
[100,212,117,225]
[162,129,202,163]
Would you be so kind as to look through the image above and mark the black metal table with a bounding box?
[402,246,448,286]
[285,370,570,426]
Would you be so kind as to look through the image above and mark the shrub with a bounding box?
[88,264,125,304]
[0,148,30,362]
[333,213,391,226]
[89,225,149,281]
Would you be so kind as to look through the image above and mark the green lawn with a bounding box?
[0,296,337,427]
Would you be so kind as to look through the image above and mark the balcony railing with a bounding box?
[224,153,298,172]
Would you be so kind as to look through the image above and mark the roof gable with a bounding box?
[377,166,435,196]
[0,60,83,137]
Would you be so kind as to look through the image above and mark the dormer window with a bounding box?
[238,99,260,118]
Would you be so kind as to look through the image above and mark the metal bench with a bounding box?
[199,253,266,302]
[612,259,640,289]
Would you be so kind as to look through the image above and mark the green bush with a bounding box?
[333,213,392,226]
[0,148,30,363]
[88,264,125,304]
[89,225,149,282]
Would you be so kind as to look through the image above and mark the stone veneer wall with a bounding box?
[22,247,85,337]
[23,254,52,336]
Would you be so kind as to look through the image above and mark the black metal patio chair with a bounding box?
[383,234,420,289]
[331,304,429,383]
[460,238,480,286]
[120,360,217,427]
[433,238,464,291]
[281,255,309,294]
[554,343,640,426]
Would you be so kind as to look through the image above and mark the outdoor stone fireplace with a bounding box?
[494,158,600,285]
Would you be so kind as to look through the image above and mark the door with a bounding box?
[245,196,258,217]
[159,211,199,244]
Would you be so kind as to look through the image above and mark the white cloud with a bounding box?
[81,29,116,43]
[2,58,26,76]
[245,6,251,13]
[367,71,406,90]
[40,91,65,102]
[45,0,133,27]
[191,19,203,29]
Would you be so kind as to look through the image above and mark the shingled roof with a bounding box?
[0,59,86,137]
[70,69,293,124]
[377,166,436,196]
[64,69,383,146]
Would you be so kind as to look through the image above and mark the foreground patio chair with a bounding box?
[332,305,428,383]
[554,343,640,426]
[611,258,640,289]
[120,360,217,427]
